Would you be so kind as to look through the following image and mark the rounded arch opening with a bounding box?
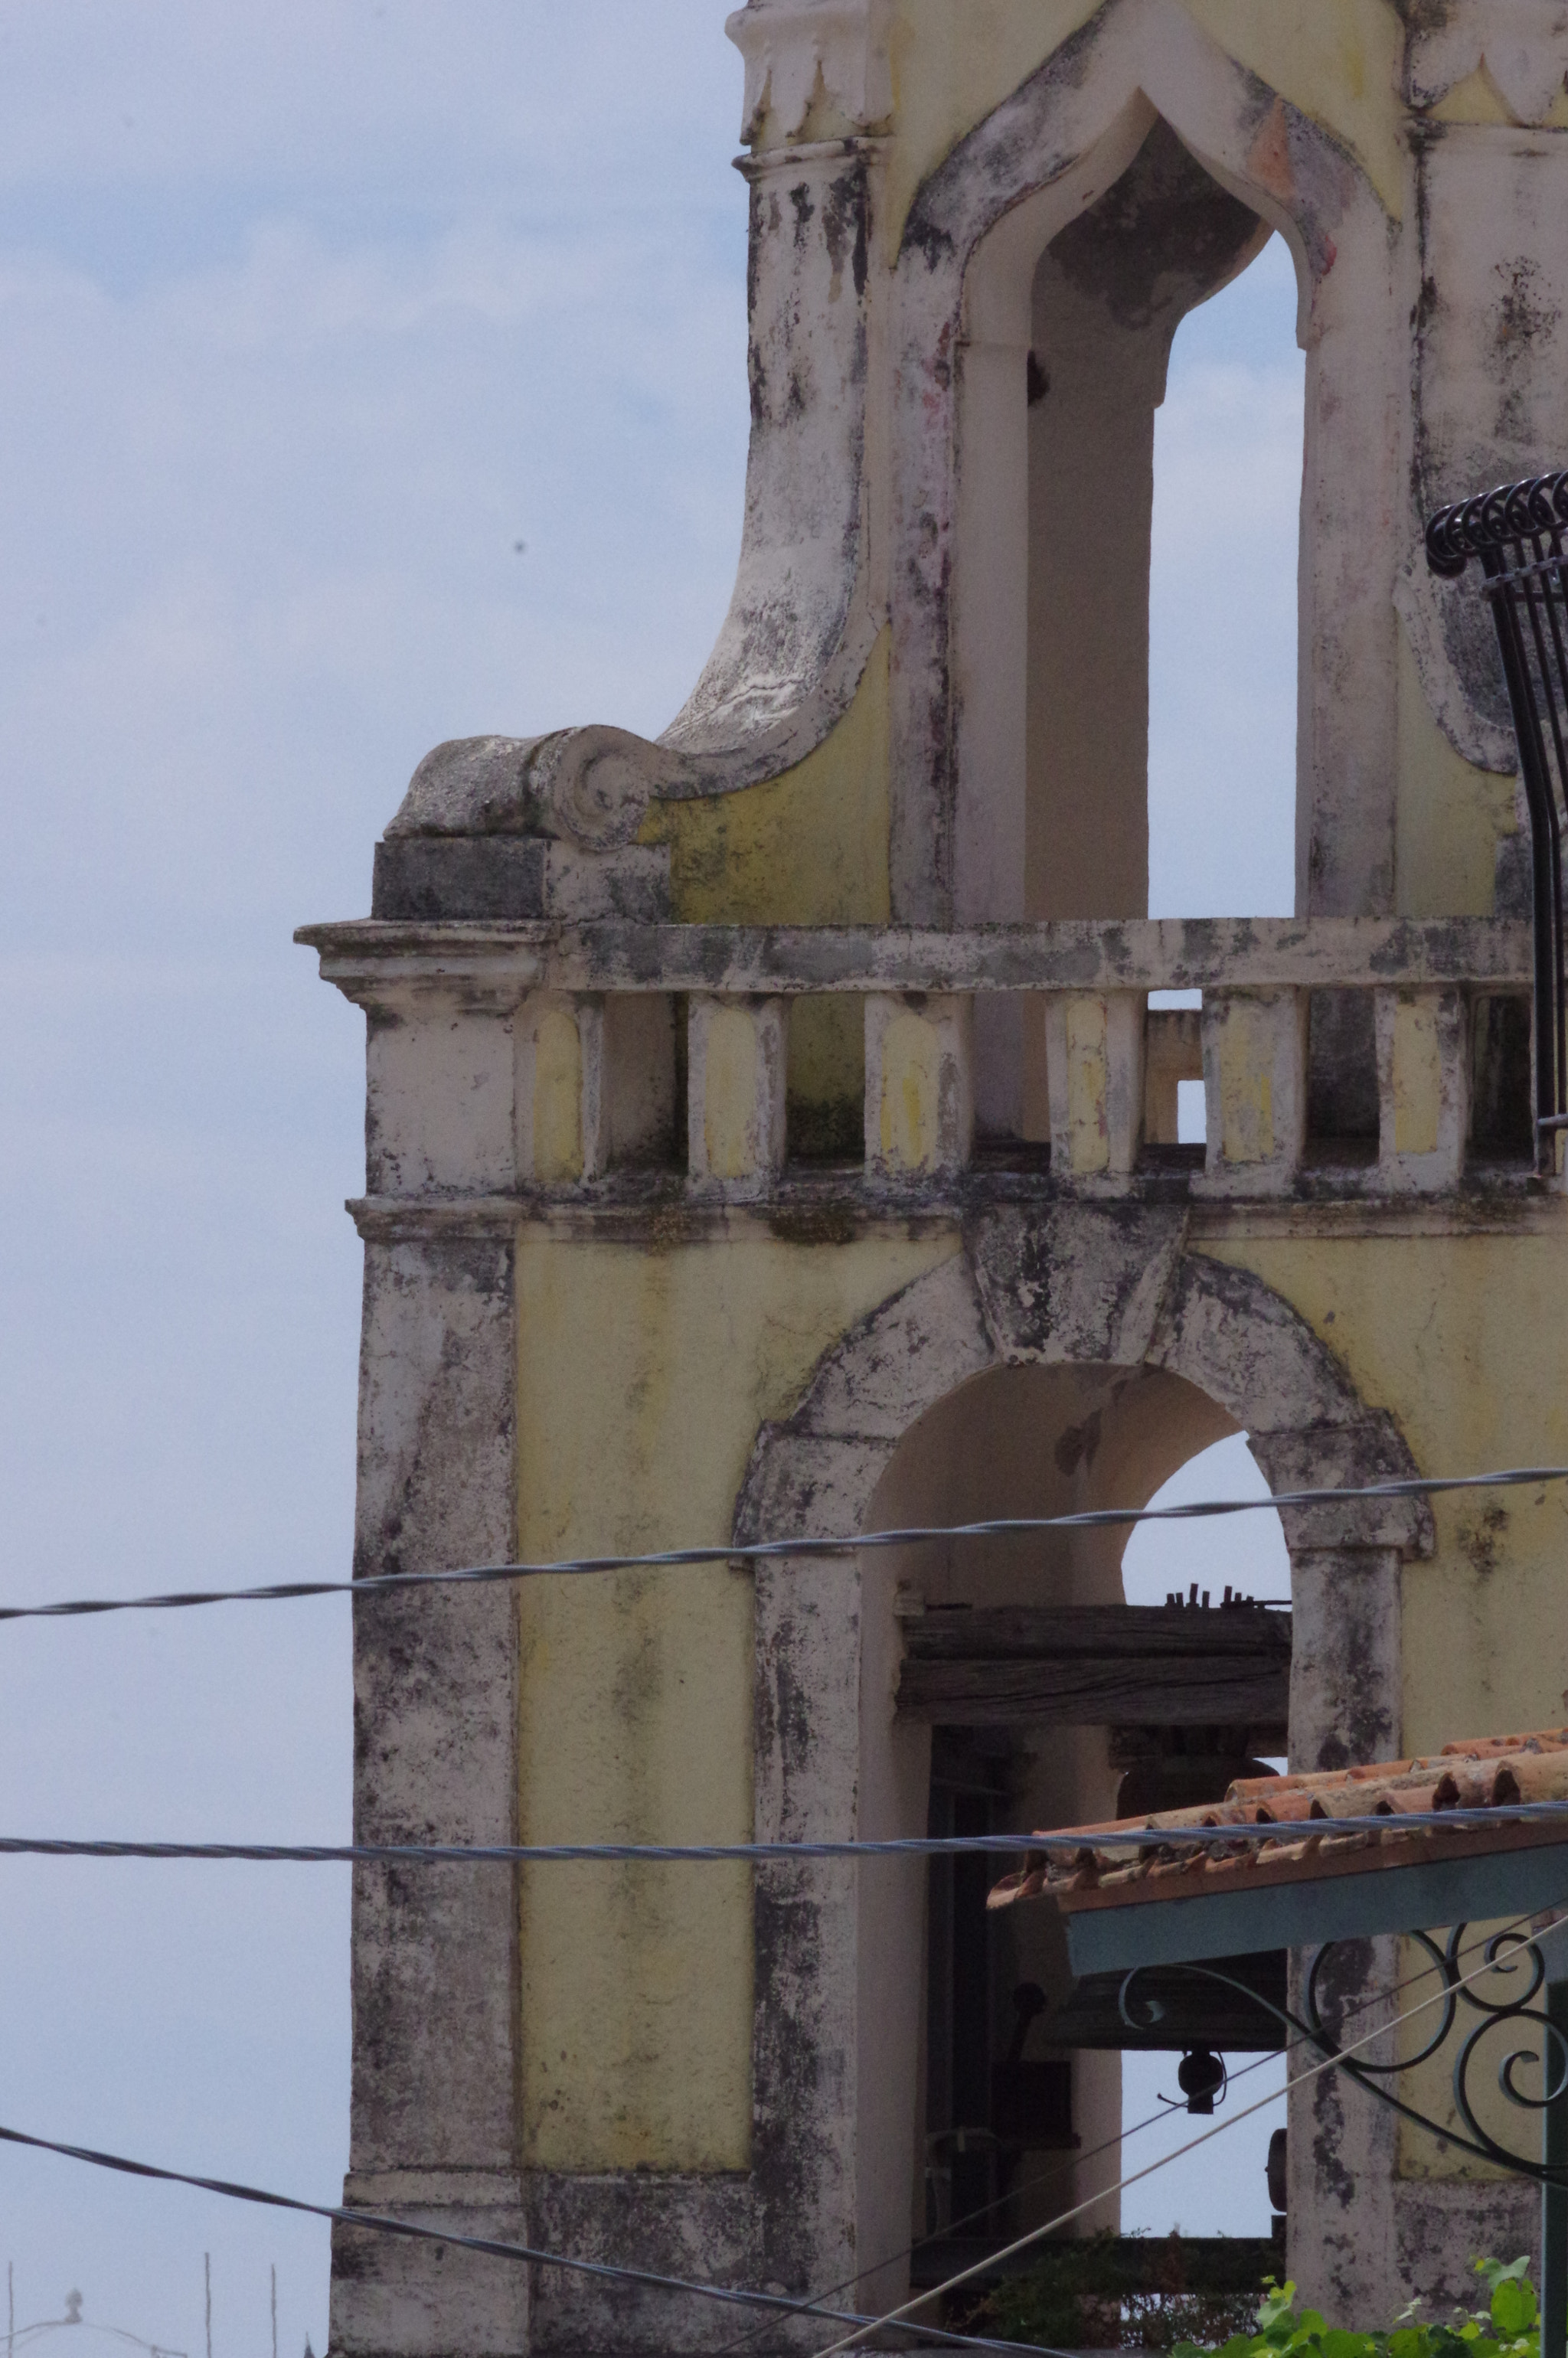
[851,1359,1294,2304]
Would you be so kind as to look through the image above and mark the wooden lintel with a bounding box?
[896,1604,1291,1729]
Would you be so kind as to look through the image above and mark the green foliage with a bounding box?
[977,2234,1272,2353]
[1168,2257,1540,2358]
[978,2245,1541,2356]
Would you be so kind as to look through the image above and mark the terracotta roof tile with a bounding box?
[988,1727,1568,1919]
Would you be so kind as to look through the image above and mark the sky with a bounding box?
[0,6,1304,2347]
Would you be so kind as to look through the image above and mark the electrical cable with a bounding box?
[714,1906,1540,2358]
[710,2050,1289,2358]
[2,1800,1568,1863]
[0,2119,1074,2358]
[2,1466,1563,1623]
[0,1916,1547,2358]
[808,1908,1568,2358]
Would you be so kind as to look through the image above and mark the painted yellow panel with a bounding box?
[884,0,1403,248]
[1429,60,1568,129]
[1391,996,1440,1157]
[1201,1231,1568,1755]
[1186,0,1403,212]
[701,1003,763,1181]
[879,1008,941,1169]
[1065,996,1111,1174]
[514,1221,955,2173]
[1395,622,1516,917]
[1216,1006,1278,1163]
[531,1008,583,1185]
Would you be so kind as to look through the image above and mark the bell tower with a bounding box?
[302,5,1568,2349]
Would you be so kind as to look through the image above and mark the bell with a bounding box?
[1175,2047,1227,2115]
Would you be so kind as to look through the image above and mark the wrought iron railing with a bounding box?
[1125,1929,1568,2353]
[1428,471,1568,1168]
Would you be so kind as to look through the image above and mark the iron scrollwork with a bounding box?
[1119,1928,1568,2185]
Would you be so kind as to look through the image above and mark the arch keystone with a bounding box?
[966,1203,1187,1365]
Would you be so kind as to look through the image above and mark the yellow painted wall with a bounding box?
[1200,1230,1568,1752]
[514,1215,1568,2181]
[643,629,892,1149]
[642,633,890,929]
[879,0,1403,247]
[513,1217,954,2171]
[1395,624,1516,917]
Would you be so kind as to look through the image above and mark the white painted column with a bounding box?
[1197,988,1308,1195]
[864,992,975,1178]
[1375,985,1469,1192]
[688,993,789,1194]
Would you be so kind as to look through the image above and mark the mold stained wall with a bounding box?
[512,1220,952,2171]
[640,630,892,1142]
[511,1217,1568,2180]
[1197,1232,1568,1754]
[504,0,1568,2199]
[656,1,1517,948]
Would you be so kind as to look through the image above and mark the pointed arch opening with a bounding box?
[949,106,1310,1137]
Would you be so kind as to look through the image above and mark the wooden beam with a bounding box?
[895,1605,1291,1729]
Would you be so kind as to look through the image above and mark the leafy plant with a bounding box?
[976,2233,1273,2353]
[976,2246,1541,2356]
[1171,2255,1539,2358]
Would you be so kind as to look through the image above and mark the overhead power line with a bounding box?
[0,2119,1070,2358]
[1,1465,1563,1625]
[808,1907,1568,2358]
[3,1800,1568,1865]
[4,1913,1554,2358]
[718,1904,1531,2358]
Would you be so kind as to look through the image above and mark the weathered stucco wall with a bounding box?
[511,1203,1568,2267]
[1201,1226,1568,1747]
[872,0,1406,243]
[317,4,1568,2347]
[513,1219,950,2171]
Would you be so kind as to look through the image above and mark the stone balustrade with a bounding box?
[299,915,1536,1203]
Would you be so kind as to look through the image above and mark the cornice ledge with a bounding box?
[349,1195,523,1242]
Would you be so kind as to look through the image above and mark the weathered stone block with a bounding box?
[969,1203,1187,1366]
[1250,1419,1434,1556]
[366,988,516,1197]
[790,1254,994,1442]
[372,834,670,920]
